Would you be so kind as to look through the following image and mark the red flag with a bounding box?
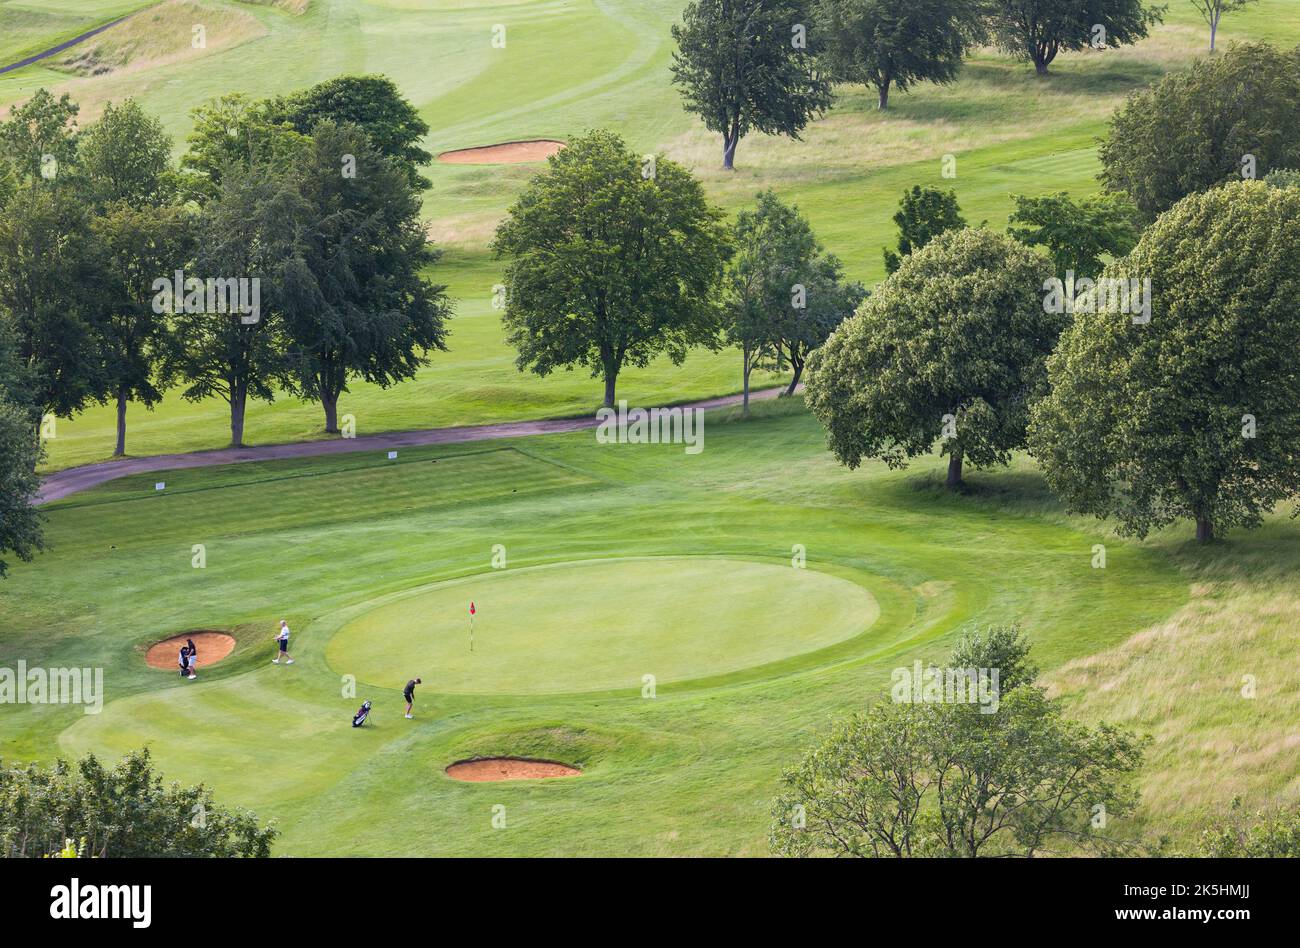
[470,601,476,616]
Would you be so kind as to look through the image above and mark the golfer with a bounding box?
[403,678,421,719]
[186,638,198,680]
[272,620,294,664]
[178,643,189,679]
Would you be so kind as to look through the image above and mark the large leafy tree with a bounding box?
[163,164,311,447]
[672,0,833,169]
[770,650,1146,857]
[265,75,433,189]
[0,184,106,427]
[0,748,276,857]
[282,122,450,433]
[492,130,731,408]
[1029,181,1300,544]
[0,89,80,184]
[0,318,42,577]
[180,93,306,204]
[883,184,965,273]
[1099,43,1300,220]
[1008,191,1140,279]
[988,0,1162,76]
[805,228,1060,488]
[91,204,194,456]
[725,191,861,411]
[79,98,174,209]
[811,0,984,109]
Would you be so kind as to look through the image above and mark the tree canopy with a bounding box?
[988,0,1163,76]
[805,228,1061,488]
[493,130,730,408]
[672,0,833,169]
[883,184,965,274]
[1029,181,1300,543]
[1100,42,1300,220]
[811,0,984,109]
[1008,191,1140,279]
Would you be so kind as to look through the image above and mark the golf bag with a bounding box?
[352,699,372,728]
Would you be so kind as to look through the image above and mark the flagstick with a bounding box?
[469,613,474,653]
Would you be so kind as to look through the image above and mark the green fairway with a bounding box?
[13,399,1293,855]
[10,1,1300,470]
[325,557,881,694]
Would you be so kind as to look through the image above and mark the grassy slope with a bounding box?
[7,0,1297,470]
[0,0,155,68]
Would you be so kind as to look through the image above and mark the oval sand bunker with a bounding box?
[437,139,564,165]
[145,631,235,670]
[446,757,582,782]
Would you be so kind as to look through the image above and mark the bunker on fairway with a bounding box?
[145,631,236,670]
[437,139,564,164]
[445,757,582,782]
[326,557,879,695]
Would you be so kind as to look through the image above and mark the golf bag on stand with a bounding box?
[352,699,372,728]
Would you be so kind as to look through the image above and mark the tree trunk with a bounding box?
[230,387,247,448]
[322,391,339,434]
[877,79,890,110]
[742,353,751,415]
[603,370,617,409]
[1209,18,1218,52]
[945,452,963,489]
[723,133,737,171]
[784,359,803,397]
[1196,515,1214,544]
[1034,58,1050,77]
[113,388,128,457]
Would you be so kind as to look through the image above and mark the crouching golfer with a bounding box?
[404,678,421,719]
[186,637,198,680]
[272,620,294,664]
[178,643,189,679]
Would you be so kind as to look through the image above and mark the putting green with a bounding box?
[325,557,879,694]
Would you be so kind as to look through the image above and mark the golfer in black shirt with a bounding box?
[404,678,421,719]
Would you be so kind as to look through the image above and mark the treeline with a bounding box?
[0,75,450,459]
[672,0,1186,168]
[805,42,1300,544]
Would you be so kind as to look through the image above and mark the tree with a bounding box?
[79,99,175,209]
[776,255,864,395]
[266,75,433,189]
[91,204,194,456]
[805,228,1060,489]
[671,0,833,169]
[282,122,450,433]
[883,184,964,273]
[1100,43,1300,220]
[492,130,730,408]
[0,318,42,576]
[988,0,1162,76]
[163,164,310,447]
[1189,0,1257,52]
[1008,191,1140,279]
[771,682,1147,857]
[1029,181,1300,543]
[180,93,306,204]
[726,191,843,411]
[949,623,1039,693]
[1264,168,1300,189]
[1196,800,1300,857]
[0,184,106,429]
[0,748,276,857]
[0,89,79,184]
[811,0,984,109]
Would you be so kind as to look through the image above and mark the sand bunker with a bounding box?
[145,631,236,670]
[445,757,582,782]
[437,140,565,165]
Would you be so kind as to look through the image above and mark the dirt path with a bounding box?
[0,12,138,77]
[38,387,788,504]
